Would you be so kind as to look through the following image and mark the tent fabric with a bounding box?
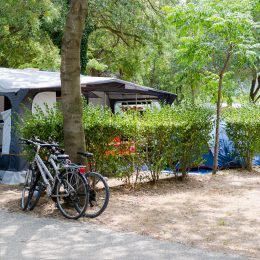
[0,68,115,92]
[1,109,11,154]
[214,124,241,168]
[199,123,259,169]
[0,170,26,184]
[0,68,177,107]
[253,155,260,166]
[32,92,56,113]
[0,68,177,103]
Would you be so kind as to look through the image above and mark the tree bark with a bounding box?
[212,45,233,175]
[245,154,253,171]
[61,0,87,162]
[212,74,223,174]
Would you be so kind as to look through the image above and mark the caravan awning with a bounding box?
[0,68,176,104]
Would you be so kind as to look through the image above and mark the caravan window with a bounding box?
[114,100,160,114]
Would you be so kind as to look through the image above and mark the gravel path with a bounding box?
[0,209,248,260]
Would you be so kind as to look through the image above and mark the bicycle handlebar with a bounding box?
[19,138,60,149]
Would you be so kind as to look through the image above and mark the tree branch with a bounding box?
[146,0,163,15]
[96,25,143,46]
[219,44,234,77]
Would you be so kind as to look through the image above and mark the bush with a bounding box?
[169,106,213,178]
[17,104,63,143]
[83,105,138,177]
[223,105,260,171]
[16,104,63,160]
[17,102,213,183]
[82,104,213,181]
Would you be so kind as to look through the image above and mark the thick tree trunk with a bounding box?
[212,45,233,175]
[61,0,87,162]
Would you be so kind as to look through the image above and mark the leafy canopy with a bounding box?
[0,0,60,69]
[164,0,259,104]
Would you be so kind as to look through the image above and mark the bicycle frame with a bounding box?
[33,145,63,196]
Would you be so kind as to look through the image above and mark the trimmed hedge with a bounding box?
[223,105,260,171]
[17,103,213,183]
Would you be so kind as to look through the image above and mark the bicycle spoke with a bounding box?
[84,172,109,218]
[55,171,88,219]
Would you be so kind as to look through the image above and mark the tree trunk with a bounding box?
[245,155,253,171]
[60,0,87,162]
[212,74,223,174]
[212,45,233,175]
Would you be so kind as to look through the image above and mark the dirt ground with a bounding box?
[1,168,260,259]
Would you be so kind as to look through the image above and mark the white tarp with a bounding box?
[0,67,159,93]
[1,109,11,154]
[32,92,56,114]
[0,170,26,184]
[0,68,115,93]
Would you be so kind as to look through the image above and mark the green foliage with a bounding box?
[87,58,108,73]
[223,105,260,170]
[169,105,213,176]
[15,104,63,160]
[164,0,259,104]
[17,103,213,183]
[1,0,259,104]
[86,0,167,78]
[17,104,63,144]
[83,104,123,175]
[0,0,60,69]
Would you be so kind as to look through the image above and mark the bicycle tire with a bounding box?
[55,171,88,219]
[27,167,43,211]
[21,165,33,210]
[21,165,42,211]
[84,172,109,218]
[28,181,44,211]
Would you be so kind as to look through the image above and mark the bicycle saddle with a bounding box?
[57,154,69,160]
[77,152,93,158]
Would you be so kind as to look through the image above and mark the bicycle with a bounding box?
[70,152,110,218]
[46,149,109,218]
[20,138,89,220]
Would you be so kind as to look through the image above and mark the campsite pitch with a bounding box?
[0,169,260,259]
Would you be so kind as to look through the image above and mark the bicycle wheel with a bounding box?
[21,165,33,210]
[28,181,44,211]
[21,165,43,211]
[84,172,109,218]
[27,167,43,210]
[55,171,88,219]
